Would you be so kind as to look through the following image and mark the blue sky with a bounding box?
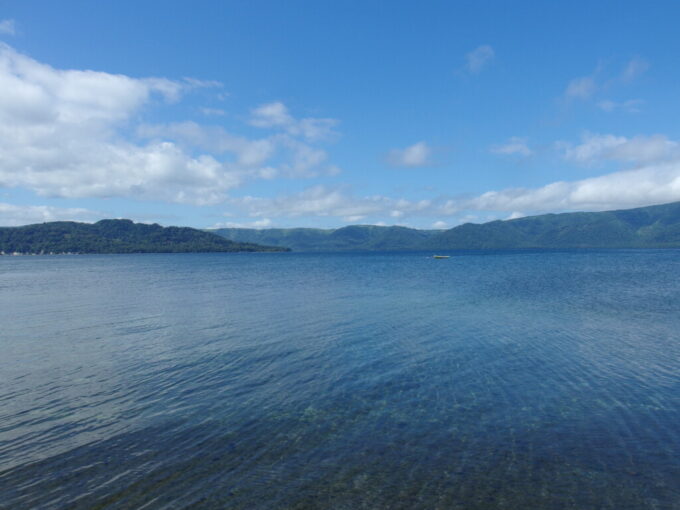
[2,1,680,229]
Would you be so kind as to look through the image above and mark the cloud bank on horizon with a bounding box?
[1,3,680,229]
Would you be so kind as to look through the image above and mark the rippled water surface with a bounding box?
[1,250,679,509]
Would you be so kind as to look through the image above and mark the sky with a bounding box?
[2,0,680,229]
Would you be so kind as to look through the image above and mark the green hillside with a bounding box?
[0,219,288,254]
[427,201,680,249]
[5,202,680,255]
[208,227,333,252]
[211,201,680,251]
[210,225,443,251]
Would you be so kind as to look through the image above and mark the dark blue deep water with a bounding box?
[1,250,679,509]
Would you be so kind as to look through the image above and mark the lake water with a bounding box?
[0,250,679,509]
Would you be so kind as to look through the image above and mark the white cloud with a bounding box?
[441,160,680,215]
[621,57,649,83]
[490,137,532,157]
[466,45,494,74]
[431,220,447,229]
[142,77,185,103]
[249,101,338,141]
[559,133,626,164]
[562,133,678,165]
[214,217,273,229]
[224,135,680,225]
[597,99,643,113]
[388,141,432,167]
[250,101,291,128]
[0,45,339,206]
[0,202,99,227]
[565,76,596,99]
[0,44,231,204]
[231,185,431,222]
[0,19,16,36]
[436,132,680,218]
[233,186,379,219]
[182,77,223,89]
[279,137,330,177]
[138,121,277,168]
[139,121,336,178]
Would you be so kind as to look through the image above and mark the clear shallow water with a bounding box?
[0,250,679,509]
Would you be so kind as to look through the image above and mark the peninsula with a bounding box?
[0,219,288,255]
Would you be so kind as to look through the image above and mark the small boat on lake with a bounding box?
[432,255,450,259]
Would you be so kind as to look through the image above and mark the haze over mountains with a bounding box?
[211,201,680,251]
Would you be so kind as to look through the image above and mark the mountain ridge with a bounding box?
[0,219,288,254]
[210,201,680,251]
[3,201,680,254]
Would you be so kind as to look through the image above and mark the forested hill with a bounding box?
[209,225,443,252]
[426,200,680,249]
[211,201,680,251]
[0,219,288,254]
[7,202,676,255]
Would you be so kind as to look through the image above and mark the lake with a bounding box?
[1,250,679,509]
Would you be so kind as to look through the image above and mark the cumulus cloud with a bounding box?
[0,44,338,206]
[249,101,338,141]
[138,122,276,167]
[0,202,99,227]
[216,127,680,225]
[466,45,494,74]
[139,121,337,178]
[250,101,291,127]
[440,160,680,216]
[0,19,15,36]
[225,144,680,225]
[491,164,677,212]
[226,128,680,223]
[490,137,532,157]
[0,44,232,204]
[388,141,432,167]
[278,137,330,177]
[231,185,431,222]
[221,131,680,226]
[561,133,678,165]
